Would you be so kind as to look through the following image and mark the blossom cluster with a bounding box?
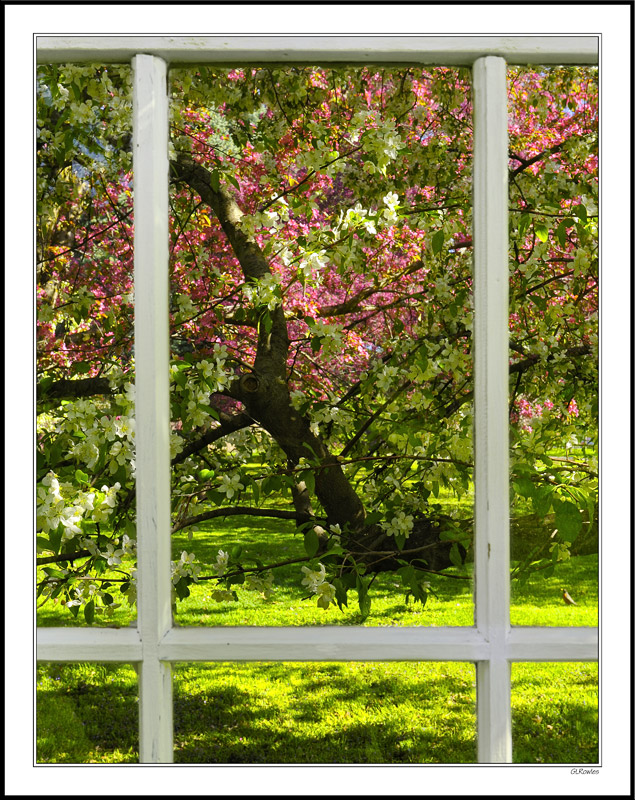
[171,550,202,585]
[63,581,122,617]
[300,562,336,609]
[241,272,283,310]
[37,471,123,542]
[245,571,275,598]
[381,511,415,540]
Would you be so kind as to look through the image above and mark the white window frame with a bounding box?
[36,36,599,764]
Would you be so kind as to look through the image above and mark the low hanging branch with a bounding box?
[171,505,319,535]
[172,410,254,466]
[38,376,113,403]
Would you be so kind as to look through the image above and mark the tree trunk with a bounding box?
[172,155,367,532]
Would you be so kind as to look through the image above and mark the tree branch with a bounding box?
[172,153,290,377]
[38,377,113,403]
[509,140,568,178]
[172,411,254,466]
[509,344,591,375]
[37,549,92,565]
[172,505,316,535]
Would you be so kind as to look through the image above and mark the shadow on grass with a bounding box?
[172,662,477,764]
[511,663,598,764]
[36,663,138,762]
[36,660,598,765]
[511,699,598,764]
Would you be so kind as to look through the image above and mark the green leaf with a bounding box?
[210,170,221,193]
[261,475,282,496]
[206,489,226,506]
[38,375,55,397]
[554,500,582,541]
[42,567,66,579]
[586,497,595,529]
[231,545,243,560]
[356,576,371,620]
[84,600,95,625]
[174,578,191,599]
[513,477,535,498]
[45,528,61,556]
[226,572,245,588]
[250,478,261,506]
[531,486,553,517]
[449,543,462,567]
[303,529,320,558]
[432,230,444,255]
[333,578,349,610]
[518,212,531,239]
[75,469,89,485]
[573,203,587,223]
[72,361,92,375]
[298,469,315,495]
[70,82,83,103]
[512,462,534,475]
[260,313,273,334]
[534,223,549,243]
[398,565,416,583]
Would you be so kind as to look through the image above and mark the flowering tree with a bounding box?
[36,63,598,621]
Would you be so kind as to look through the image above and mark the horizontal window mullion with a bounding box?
[36,35,599,65]
[507,626,599,662]
[159,626,490,662]
[36,627,142,662]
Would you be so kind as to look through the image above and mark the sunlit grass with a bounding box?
[511,662,598,764]
[36,659,598,764]
[36,663,138,763]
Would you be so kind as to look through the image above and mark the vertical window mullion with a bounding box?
[132,53,173,763]
[472,55,512,763]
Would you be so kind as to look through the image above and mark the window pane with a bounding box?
[167,65,474,626]
[36,64,138,628]
[511,662,598,764]
[172,661,476,763]
[36,662,138,763]
[507,66,598,625]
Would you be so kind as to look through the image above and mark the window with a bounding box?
[35,36,599,765]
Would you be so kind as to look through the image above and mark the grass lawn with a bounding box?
[36,514,598,764]
[36,658,598,764]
